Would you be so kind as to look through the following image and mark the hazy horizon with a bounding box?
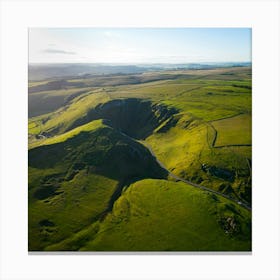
[28,61,251,65]
[29,28,251,64]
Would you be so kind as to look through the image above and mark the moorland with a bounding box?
[28,64,252,251]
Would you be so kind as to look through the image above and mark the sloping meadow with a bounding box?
[28,67,252,251]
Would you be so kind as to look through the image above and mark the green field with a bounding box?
[28,66,252,251]
[212,114,252,147]
[47,179,251,251]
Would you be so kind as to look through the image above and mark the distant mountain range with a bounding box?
[28,62,251,81]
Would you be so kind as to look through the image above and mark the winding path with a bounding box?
[144,143,251,211]
[119,130,251,211]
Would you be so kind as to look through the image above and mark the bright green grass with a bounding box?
[29,87,96,118]
[198,145,251,200]
[28,124,168,250]
[212,114,252,147]
[28,120,41,135]
[28,69,252,203]
[28,67,252,251]
[45,221,101,251]
[78,179,251,251]
[145,114,208,177]
[29,70,251,136]
[29,171,118,250]
[29,119,104,149]
[41,90,110,134]
[144,112,251,201]
[104,79,251,121]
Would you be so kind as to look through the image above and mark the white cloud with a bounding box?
[43,49,76,55]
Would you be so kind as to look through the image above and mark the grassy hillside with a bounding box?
[29,119,104,149]
[46,179,251,251]
[28,122,167,250]
[28,67,251,135]
[144,112,251,203]
[28,67,252,251]
[28,87,93,117]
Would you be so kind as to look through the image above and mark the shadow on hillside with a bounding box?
[67,98,178,140]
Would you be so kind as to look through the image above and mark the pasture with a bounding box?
[28,67,252,251]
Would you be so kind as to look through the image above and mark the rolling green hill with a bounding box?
[28,67,252,251]
[46,179,251,251]
[28,121,167,250]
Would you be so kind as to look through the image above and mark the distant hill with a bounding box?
[28,64,152,81]
[28,62,251,81]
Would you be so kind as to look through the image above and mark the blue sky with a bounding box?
[29,28,251,64]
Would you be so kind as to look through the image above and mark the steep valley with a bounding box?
[28,67,252,251]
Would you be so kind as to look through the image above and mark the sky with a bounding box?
[29,28,251,64]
